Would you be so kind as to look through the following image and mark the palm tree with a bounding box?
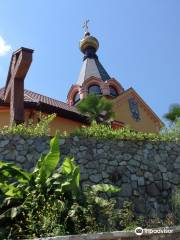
[164,104,180,123]
[77,94,114,124]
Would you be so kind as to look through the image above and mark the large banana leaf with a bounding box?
[31,154,46,185]
[32,154,46,175]
[61,158,74,175]
[0,162,30,184]
[61,158,80,196]
[38,133,60,183]
[0,183,22,197]
[71,166,80,191]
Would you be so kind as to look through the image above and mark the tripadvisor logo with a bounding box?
[135,227,143,236]
[135,227,173,236]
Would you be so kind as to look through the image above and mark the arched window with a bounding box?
[88,85,102,95]
[109,86,118,97]
[73,92,80,104]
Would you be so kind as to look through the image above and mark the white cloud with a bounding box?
[0,36,12,56]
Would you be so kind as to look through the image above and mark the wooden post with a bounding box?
[10,78,24,124]
[4,48,34,125]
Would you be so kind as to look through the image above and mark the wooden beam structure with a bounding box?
[4,47,33,125]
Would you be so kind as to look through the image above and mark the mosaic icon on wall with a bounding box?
[128,97,141,121]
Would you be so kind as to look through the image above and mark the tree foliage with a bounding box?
[77,94,114,124]
[164,104,180,123]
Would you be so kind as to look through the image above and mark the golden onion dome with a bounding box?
[80,32,99,54]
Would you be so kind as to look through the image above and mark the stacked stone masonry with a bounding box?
[0,135,180,218]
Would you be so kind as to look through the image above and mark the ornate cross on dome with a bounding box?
[82,19,89,33]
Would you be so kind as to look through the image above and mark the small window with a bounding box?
[73,92,80,104]
[88,85,102,94]
[109,86,118,97]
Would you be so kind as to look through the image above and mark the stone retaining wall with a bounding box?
[0,135,49,171]
[0,135,180,218]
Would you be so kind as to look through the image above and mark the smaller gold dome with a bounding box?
[80,32,99,53]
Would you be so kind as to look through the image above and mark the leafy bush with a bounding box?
[160,119,180,141]
[172,186,180,224]
[115,202,175,231]
[117,201,135,229]
[72,121,180,141]
[0,113,56,136]
[143,214,175,228]
[0,133,120,239]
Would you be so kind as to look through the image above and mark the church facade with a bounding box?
[0,30,163,135]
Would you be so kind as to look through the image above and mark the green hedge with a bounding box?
[0,114,56,136]
[72,121,180,141]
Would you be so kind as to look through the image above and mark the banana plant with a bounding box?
[0,132,121,239]
[0,132,80,222]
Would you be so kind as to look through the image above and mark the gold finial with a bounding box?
[80,20,99,53]
[82,19,90,33]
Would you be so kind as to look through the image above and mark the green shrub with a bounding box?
[116,202,175,231]
[172,186,180,224]
[0,133,120,239]
[160,119,180,141]
[72,121,180,141]
[0,113,56,136]
[118,201,135,229]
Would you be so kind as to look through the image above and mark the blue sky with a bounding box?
[0,0,179,122]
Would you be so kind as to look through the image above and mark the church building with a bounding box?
[0,27,163,135]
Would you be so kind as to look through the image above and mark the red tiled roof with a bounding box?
[0,87,87,122]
